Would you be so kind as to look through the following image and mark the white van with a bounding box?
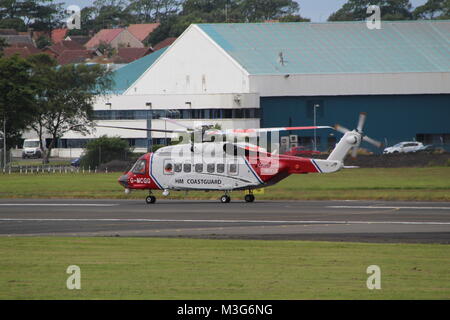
[22,139,44,159]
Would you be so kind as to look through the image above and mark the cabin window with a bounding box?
[164,162,174,175]
[183,163,192,173]
[217,164,225,174]
[195,164,203,173]
[229,163,238,175]
[207,164,215,173]
[174,163,182,173]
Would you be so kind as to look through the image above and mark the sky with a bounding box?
[59,0,428,22]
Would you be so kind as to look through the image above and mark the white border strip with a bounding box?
[0,218,449,225]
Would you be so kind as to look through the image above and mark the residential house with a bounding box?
[115,47,154,63]
[152,37,177,51]
[51,28,68,44]
[126,23,160,44]
[64,35,91,46]
[85,28,144,50]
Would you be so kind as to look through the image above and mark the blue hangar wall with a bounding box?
[260,94,450,152]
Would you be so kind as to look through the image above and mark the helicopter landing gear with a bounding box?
[145,191,156,204]
[220,193,231,203]
[245,194,255,203]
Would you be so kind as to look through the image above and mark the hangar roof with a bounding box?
[198,21,450,75]
[109,47,167,94]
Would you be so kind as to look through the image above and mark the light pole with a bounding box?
[146,102,152,152]
[313,104,320,151]
[2,116,6,171]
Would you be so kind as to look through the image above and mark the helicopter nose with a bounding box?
[118,174,129,188]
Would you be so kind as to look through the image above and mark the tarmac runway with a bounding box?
[0,199,450,243]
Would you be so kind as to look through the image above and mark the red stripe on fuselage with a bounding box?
[246,153,320,184]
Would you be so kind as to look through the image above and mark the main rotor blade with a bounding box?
[363,136,383,148]
[207,126,333,136]
[160,118,194,131]
[335,124,350,135]
[357,112,367,133]
[95,125,188,134]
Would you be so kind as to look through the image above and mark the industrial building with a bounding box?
[58,20,449,157]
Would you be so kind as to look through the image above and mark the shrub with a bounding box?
[80,136,132,169]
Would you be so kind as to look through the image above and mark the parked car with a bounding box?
[22,139,43,159]
[284,146,321,157]
[70,158,81,167]
[383,141,425,154]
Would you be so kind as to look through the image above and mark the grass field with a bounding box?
[0,167,449,201]
[0,237,449,300]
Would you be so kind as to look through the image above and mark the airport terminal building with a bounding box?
[58,20,449,156]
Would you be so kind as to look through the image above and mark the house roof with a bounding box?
[197,21,450,75]
[152,37,177,51]
[65,35,91,45]
[47,40,84,55]
[0,29,18,35]
[127,23,160,42]
[0,34,34,46]
[109,47,167,94]
[56,50,93,65]
[51,28,68,44]
[3,46,41,58]
[115,47,154,63]
[85,28,124,49]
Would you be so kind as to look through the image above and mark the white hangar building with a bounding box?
[59,20,449,156]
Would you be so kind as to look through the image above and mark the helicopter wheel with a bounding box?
[244,194,255,203]
[145,196,156,204]
[220,195,231,204]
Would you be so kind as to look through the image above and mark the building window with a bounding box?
[416,133,450,145]
[93,108,261,121]
[298,136,321,150]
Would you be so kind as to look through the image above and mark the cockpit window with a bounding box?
[131,159,146,174]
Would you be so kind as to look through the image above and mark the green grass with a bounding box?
[0,237,449,300]
[0,167,449,201]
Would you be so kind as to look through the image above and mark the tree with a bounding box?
[279,14,310,22]
[35,35,52,49]
[80,135,132,169]
[0,0,63,31]
[97,41,116,58]
[0,55,36,151]
[413,0,450,19]
[0,18,27,31]
[27,54,114,163]
[146,0,309,45]
[328,0,413,21]
[0,38,8,53]
[127,0,181,23]
[237,0,300,22]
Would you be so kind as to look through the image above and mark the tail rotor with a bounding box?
[332,113,383,160]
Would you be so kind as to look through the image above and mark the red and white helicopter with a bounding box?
[98,113,382,204]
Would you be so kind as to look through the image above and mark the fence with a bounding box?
[1,165,112,175]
